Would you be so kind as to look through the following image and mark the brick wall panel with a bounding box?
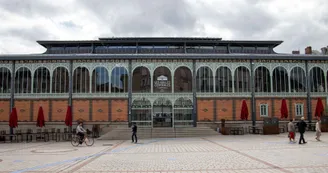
[32,100,50,121]
[92,100,109,121]
[216,99,233,120]
[51,100,68,121]
[73,100,90,121]
[111,99,128,121]
[0,100,10,121]
[197,99,214,121]
[15,100,31,122]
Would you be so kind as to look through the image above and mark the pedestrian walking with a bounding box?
[297,117,307,144]
[288,119,296,143]
[315,119,322,141]
[131,123,138,144]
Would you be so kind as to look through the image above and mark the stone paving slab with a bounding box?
[0,132,327,173]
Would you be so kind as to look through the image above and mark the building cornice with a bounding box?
[0,53,327,61]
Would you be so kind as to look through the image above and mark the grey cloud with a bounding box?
[79,0,197,36]
[0,0,328,54]
[0,25,55,43]
[0,0,64,17]
[192,2,277,39]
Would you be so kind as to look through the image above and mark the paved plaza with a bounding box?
[0,132,328,173]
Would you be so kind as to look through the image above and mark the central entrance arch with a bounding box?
[153,98,172,127]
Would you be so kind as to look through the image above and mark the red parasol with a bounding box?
[36,106,45,127]
[240,100,249,120]
[315,98,324,118]
[280,99,288,119]
[9,107,18,128]
[65,106,72,127]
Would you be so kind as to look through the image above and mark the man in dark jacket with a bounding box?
[131,123,137,143]
[297,117,307,144]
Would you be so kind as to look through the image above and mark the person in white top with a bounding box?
[76,122,87,143]
[315,119,322,141]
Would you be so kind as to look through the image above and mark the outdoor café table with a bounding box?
[36,129,50,142]
[25,129,34,143]
[249,126,262,134]
[0,130,18,143]
[55,129,62,142]
[230,127,244,135]
[50,128,56,141]
[62,128,72,141]
[15,129,23,142]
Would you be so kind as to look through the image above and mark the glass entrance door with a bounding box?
[153,97,173,128]
[153,112,172,127]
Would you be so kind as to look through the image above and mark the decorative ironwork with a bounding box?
[78,109,84,113]
[202,108,208,112]
[117,109,122,112]
[20,109,25,112]
[97,109,103,113]
[57,109,63,113]
[221,108,227,112]
[0,109,3,113]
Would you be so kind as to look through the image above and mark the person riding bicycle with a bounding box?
[76,122,86,144]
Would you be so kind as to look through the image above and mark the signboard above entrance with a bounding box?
[154,75,171,91]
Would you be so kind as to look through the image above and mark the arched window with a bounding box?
[92,67,109,93]
[153,66,172,93]
[73,67,89,93]
[255,66,270,92]
[196,66,213,92]
[174,66,192,92]
[0,67,11,93]
[52,67,69,93]
[234,66,250,92]
[33,67,50,93]
[272,66,289,92]
[215,67,232,92]
[111,67,128,93]
[290,67,306,92]
[15,67,31,93]
[310,67,325,92]
[132,66,151,93]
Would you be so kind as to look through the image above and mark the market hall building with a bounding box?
[0,37,327,130]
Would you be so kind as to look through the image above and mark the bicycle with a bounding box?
[71,132,94,147]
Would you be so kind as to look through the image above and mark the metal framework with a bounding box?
[1,53,328,127]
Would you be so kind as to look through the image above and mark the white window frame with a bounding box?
[295,103,304,117]
[260,104,269,117]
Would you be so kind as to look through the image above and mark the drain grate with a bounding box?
[103,144,113,146]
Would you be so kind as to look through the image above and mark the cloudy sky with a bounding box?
[0,0,327,54]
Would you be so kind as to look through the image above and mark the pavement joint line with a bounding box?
[10,139,160,173]
[202,137,293,173]
[4,165,328,173]
[68,140,126,172]
[0,142,54,153]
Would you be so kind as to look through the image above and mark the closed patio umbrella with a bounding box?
[280,99,288,119]
[65,106,72,127]
[9,107,18,128]
[240,100,249,120]
[315,98,324,118]
[36,106,45,127]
